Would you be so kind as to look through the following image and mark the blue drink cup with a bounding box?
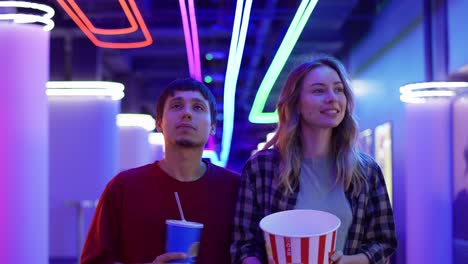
[165,219,204,263]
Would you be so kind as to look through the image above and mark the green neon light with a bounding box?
[204,75,213,83]
[248,0,319,124]
[205,53,213,60]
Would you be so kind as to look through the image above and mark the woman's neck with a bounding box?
[301,127,332,159]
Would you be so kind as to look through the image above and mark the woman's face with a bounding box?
[298,65,347,130]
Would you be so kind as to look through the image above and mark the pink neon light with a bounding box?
[178,0,196,79]
[178,0,202,81]
[57,0,153,49]
[66,0,138,35]
[188,0,201,80]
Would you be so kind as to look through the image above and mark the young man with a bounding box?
[81,78,240,264]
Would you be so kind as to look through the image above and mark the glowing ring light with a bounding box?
[0,1,55,31]
[400,82,468,103]
[46,81,125,101]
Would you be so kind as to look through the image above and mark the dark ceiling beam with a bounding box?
[292,40,344,53]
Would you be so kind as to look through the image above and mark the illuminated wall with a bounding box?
[348,1,424,263]
[0,24,49,263]
[448,0,468,72]
[349,0,468,263]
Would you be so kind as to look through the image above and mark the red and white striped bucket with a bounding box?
[259,210,341,264]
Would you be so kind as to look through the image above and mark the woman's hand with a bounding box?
[329,251,370,264]
[330,250,345,264]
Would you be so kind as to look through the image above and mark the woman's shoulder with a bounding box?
[356,151,380,171]
[242,148,280,178]
[248,148,280,163]
[355,151,386,187]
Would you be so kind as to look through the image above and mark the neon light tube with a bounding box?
[46,89,125,100]
[178,0,195,80]
[188,0,201,80]
[47,81,124,90]
[117,114,155,131]
[64,0,138,35]
[218,0,253,166]
[400,81,468,103]
[249,0,319,124]
[400,81,468,93]
[56,0,153,49]
[0,1,55,31]
[46,81,125,101]
[178,0,202,81]
[400,90,456,103]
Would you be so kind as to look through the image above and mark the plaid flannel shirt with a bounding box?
[230,148,397,264]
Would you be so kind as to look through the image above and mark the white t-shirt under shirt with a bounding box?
[295,157,352,252]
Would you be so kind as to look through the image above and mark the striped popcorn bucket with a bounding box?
[259,210,341,264]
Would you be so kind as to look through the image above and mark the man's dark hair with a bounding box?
[156,78,217,125]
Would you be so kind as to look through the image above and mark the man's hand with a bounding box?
[242,256,262,264]
[242,256,275,264]
[152,252,187,264]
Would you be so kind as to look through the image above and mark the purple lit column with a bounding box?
[0,24,49,263]
[405,100,452,263]
[453,96,468,262]
[49,94,120,259]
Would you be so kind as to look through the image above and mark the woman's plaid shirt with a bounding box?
[230,149,397,264]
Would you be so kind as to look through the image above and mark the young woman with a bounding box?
[231,56,397,264]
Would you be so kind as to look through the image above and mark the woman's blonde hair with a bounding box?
[264,55,368,196]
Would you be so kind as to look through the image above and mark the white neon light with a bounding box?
[0,1,55,31]
[46,81,125,101]
[148,132,165,145]
[220,0,253,167]
[117,114,155,131]
[399,95,425,104]
[46,89,125,100]
[400,81,468,93]
[400,91,456,104]
[399,81,468,103]
[47,81,124,90]
[407,90,456,97]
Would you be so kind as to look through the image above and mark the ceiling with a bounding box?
[43,0,384,169]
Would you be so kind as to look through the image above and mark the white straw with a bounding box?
[174,192,186,221]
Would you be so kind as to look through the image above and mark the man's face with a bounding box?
[158,90,214,148]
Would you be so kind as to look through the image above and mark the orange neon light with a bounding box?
[66,0,138,35]
[57,0,153,49]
